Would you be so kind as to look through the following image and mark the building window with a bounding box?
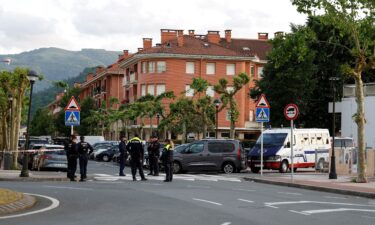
[141,85,146,96]
[157,61,166,73]
[148,62,155,73]
[221,132,230,138]
[250,65,255,77]
[249,110,254,122]
[156,84,166,95]
[206,86,214,97]
[185,85,194,97]
[226,64,235,76]
[142,62,147,73]
[186,62,195,74]
[147,84,155,95]
[258,67,264,78]
[206,63,215,75]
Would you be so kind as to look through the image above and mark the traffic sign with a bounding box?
[65,111,80,126]
[256,108,270,122]
[65,96,80,111]
[255,94,270,108]
[284,104,299,120]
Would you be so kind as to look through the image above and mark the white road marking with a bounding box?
[369,201,375,205]
[302,208,375,214]
[265,205,279,209]
[264,201,375,207]
[232,188,256,192]
[43,185,93,191]
[238,198,254,203]
[192,198,222,206]
[221,222,231,225]
[277,192,302,196]
[324,196,347,200]
[0,193,59,219]
[289,210,310,216]
[362,215,375,219]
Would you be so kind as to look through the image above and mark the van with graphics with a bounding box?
[247,128,330,173]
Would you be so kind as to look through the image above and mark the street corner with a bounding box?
[0,188,37,216]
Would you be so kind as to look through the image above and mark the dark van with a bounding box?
[173,139,246,174]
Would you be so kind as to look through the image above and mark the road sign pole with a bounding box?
[261,122,263,176]
[291,119,294,182]
[71,125,73,135]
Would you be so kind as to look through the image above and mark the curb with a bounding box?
[0,177,69,182]
[243,177,375,199]
[0,194,36,215]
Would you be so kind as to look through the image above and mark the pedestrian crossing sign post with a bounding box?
[255,94,270,177]
[255,108,270,123]
[65,111,80,126]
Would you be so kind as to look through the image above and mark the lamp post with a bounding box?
[20,70,38,177]
[213,99,221,139]
[329,77,339,180]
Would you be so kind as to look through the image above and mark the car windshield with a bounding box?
[175,144,188,153]
[255,133,288,147]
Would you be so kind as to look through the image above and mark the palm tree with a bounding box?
[214,72,250,139]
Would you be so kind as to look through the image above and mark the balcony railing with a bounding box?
[123,73,138,88]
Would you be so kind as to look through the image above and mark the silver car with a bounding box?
[31,145,67,171]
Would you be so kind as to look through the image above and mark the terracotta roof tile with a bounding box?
[219,38,271,60]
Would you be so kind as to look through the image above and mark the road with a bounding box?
[1,161,375,225]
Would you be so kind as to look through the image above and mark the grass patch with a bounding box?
[0,188,23,205]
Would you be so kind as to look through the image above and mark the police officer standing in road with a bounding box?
[77,136,93,182]
[118,135,127,176]
[65,135,79,181]
[126,134,147,181]
[161,139,174,182]
[147,136,160,176]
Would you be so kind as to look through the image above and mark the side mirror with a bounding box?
[286,142,290,148]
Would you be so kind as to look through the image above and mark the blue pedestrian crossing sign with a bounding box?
[256,107,270,122]
[65,111,80,126]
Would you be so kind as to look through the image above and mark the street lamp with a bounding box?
[329,77,339,180]
[213,99,221,139]
[20,70,38,177]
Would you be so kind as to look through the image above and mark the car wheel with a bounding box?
[250,166,260,173]
[222,162,235,174]
[279,160,289,173]
[102,154,110,162]
[173,161,182,174]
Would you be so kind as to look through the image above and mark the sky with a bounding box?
[0,0,307,54]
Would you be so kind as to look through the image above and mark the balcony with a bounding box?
[123,72,138,88]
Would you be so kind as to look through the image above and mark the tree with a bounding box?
[292,0,375,183]
[76,97,96,135]
[214,72,250,139]
[29,108,55,136]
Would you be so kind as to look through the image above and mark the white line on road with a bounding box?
[264,201,375,207]
[324,196,347,200]
[232,188,256,192]
[43,185,93,191]
[192,198,222,206]
[221,222,231,225]
[265,205,279,209]
[277,192,302,196]
[302,208,375,214]
[0,193,59,219]
[238,198,254,203]
[362,215,375,219]
[289,210,310,216]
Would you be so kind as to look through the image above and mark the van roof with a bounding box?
[263,128,330,134]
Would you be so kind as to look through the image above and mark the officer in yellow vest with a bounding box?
[126,134,147,181]
[162,139,174,182]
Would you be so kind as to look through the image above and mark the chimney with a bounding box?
[177,30,184,47]
[96,66,105,74]
[87,73,94,82]
[207,31,220,44]
[123,50,129,56]
[188,30,195,37]
[258,32,268,40]
[161,29,177,43]
[225,29,232,43]
[143,38,152,49]
[138,47,144,52]
[274,31,284,38]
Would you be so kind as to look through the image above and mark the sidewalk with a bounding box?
[243,172,375,199]
[0,170,69,182]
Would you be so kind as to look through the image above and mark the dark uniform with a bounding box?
[162,144,174,182]
[77,139,93,181]
[119,139,127,176]
[126,136,147,181]
[147,139,160,176]
[65,139,78,181]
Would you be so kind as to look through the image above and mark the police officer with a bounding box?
[77,136,93,181]
[118,136,127,176]
[147,136,160,176]
[126,134,147,181]
[65,135,79,181]
[162,139,174,182]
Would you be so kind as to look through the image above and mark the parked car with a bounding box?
[30,145,67,171]
[95,145,119,162]
[173,139,246,174]
[89,142,118,159]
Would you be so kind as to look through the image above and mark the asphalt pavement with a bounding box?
[1,161,375,225]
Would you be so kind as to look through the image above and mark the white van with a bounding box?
[247,128,330,173]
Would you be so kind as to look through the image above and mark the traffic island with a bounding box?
[0,188,36,215]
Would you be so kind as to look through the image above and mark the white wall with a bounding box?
[341,96,375,148]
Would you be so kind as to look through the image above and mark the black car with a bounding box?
[95,145,119,162]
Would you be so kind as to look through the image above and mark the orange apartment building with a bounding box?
[118,29,272,140]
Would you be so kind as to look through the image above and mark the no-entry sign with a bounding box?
[284,104,299,121]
